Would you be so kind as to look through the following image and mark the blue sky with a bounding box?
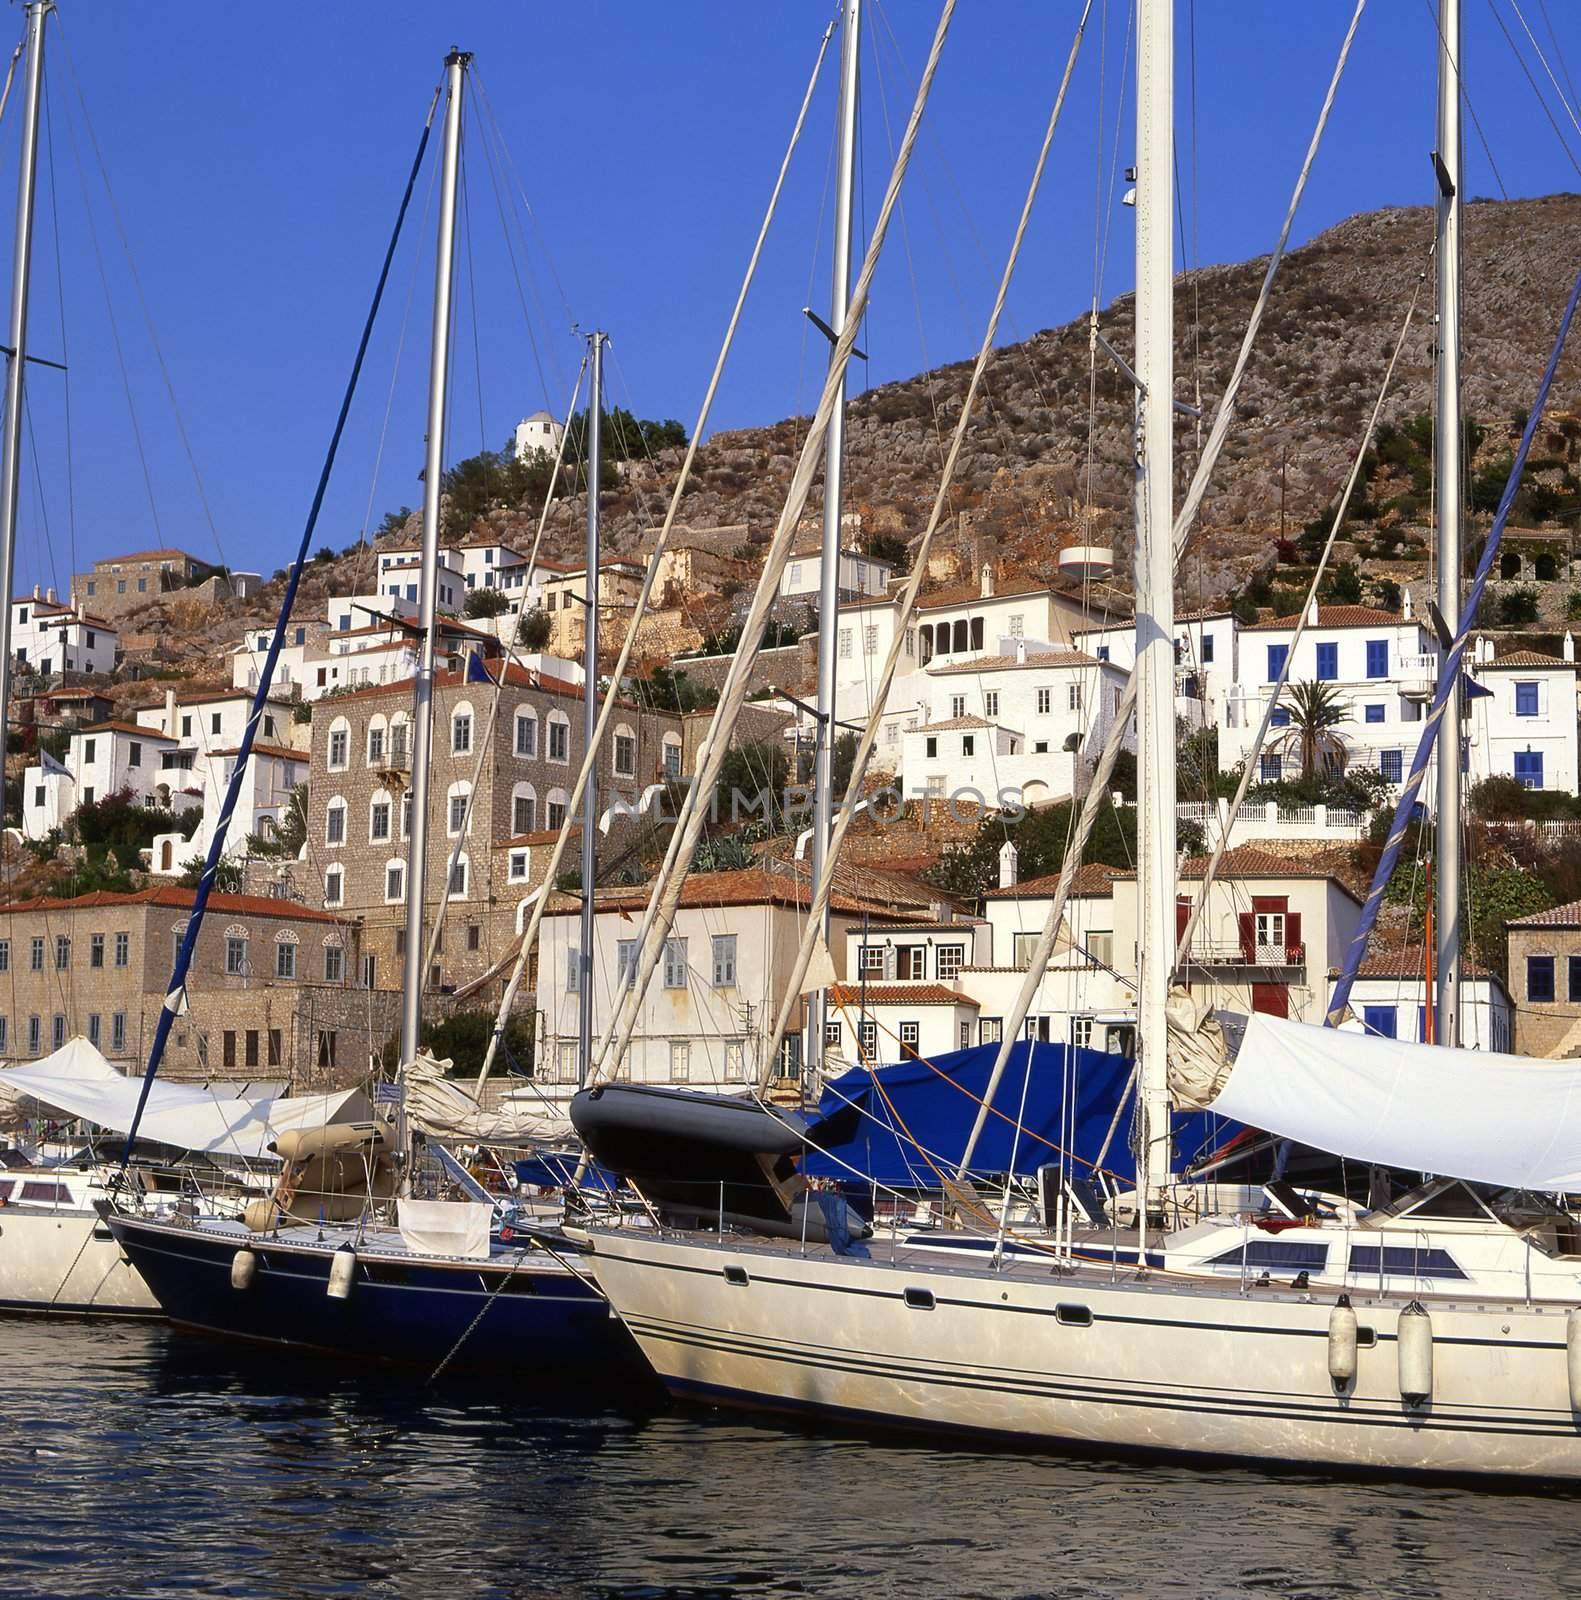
[4,1,1581,594]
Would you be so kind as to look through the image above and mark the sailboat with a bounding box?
[573,0,1581,1477]
[104,49,639,1377]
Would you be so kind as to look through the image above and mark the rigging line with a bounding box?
[1094,0,1134,313]
[1536,0,1581,120]
[1507,0,1581,148]
[1178,258,1429,969]
[760,2,1094,1086]
[54,22,228,570]
[955,0,1368,1179]
[594,2,955,1084]
[1330,267,1581,1024]
[1485,0,1581,177]
[1415,0,1505,199]
[475,13,839,1091]
[459,108,489,464]
[41,55,73,583]
[117,85,441,1164]
[58,78,161,543]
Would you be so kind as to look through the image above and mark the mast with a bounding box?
[0,2,49,820]
[807,0,861,1081]
[1134,0,1175,1215]
[578,331,606,1088]
[399,47,468,1067]
[1433,0,1463,1047]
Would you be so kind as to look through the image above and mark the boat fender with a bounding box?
[1397,1300,1433,1406]
[230,1248,257,1291]
[326,1243,357,1301]
[1327,1294,1358,1388]
[1567,1308,1581,1412]
[499,1224,514,1243]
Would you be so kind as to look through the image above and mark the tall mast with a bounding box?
[399,47,468,1067]
[1433,0,1463,1047]
[1134,0,1175,1213]
[578,331,606,1088]
[0,2,49,817]
[807,0,861,1079]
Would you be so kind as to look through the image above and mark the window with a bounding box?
[984,691,999,718]
[864,625,879,656]
[1266,644,1288,682]
[318,1031,338,1071]
[225,936,248,976]
[980,1018,1003,1045]
[1315,642,1338,681]
[951,695,967,719]
[838,629,852,660]
[362,953,377,990]
[385,863,404,902]
[1260,754,1283,784]
[936,944,965,980]
[324,944,344,983]
[514,711,537,757]
[448,857,468,897]
[370,799,391,841]
[29,937,43,972]
[276,942,297,980]
[1036,688,1051,715]
[1362,1005,1397,1039]
[547,798,566,831]
[114,932,129,968]
[54,936,69,971]
[1379,750,1403,784]
[1348,1245,1466,1281]
[1008,614,1024,638]
[449,792,469,834]
[401,794,412,839]
[614,731,637,778]
[513,791,536,835]
[1201,634,1215,664]
[824,1020,842,1049]
[663,741,682,781]
[961,735,975,758]
[26,1015,39,1054]
[616,939,638,990]
[959,1020,972,1051]
[452,711,473,754]
[858,945,886,976]
[1364,703,1385,724]
[724,1038,746,1079]
[548,719,569,762]
[328,727,348,768]
[899,1020,920,1054]
[326,801,345,846]
[1516,681,1540,717]
[663,938,688,989]
[1012,932,1041,969]
[84,1015,96,1048]
[925,737,938,759]
[711,934,737,988]
[129,741,142,768]
[1529,954,1557,1002]
[52,1014,64,1050]
[896,946,925,979]
[1096,646,1109,662]
[180,714,193,739]
[268,1028,282,1067]
[859,1020,878,1059]
[324,867,343,906]
[1568,953,1581,1003]
[669,1041,691,1082]
[1366,639,1387,678]
[89,933,104,969]
[0,941,6,975]
[368,725,386,764]
[223,1030,236,1070]
[508,849,529,882]
[1067,683,1083,712]
[246,1030,259,1068]
[1515,751,1545,790]
[83,738,96,763]
[111,1013,126,1052]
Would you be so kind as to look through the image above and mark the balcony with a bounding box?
[1397,653,1437,699]
[1184,942,1305,969]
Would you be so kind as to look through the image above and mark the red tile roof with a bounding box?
[1326,948,1493,981]
[918,715,994,732]
[1508,898,1581,928]
[0,887,351,924]
[1112,845,1363,902]
[78,721,178,742]
[983,862,1118,900]
[213,744,308,762]
[544,866,900,919]
[931,649,1101,674]
[829,983,976,1007]
[495,826,583,849]
[95,548,204,565]
[326,660,648,715]
[1240,605,1413,631]
[1475,651,1576,670]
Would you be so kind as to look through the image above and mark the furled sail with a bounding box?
[1209,1013,1581,1193]
[1164,986,1235,1111]
[403,1053,570,1143]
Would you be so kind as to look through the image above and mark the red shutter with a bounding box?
[1176,897,1191,946]
[1238,912,1255,962]
[1285,912,1303,963]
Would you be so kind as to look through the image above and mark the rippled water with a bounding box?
[1,1320,1579,1598]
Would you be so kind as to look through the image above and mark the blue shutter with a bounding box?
[1529,955,1557,1003]
[1516,681,1539,716]
[1266,644,1288,682]
[1515,751,1544,789]
[1315,642,1338,681]
[1380,750,1403,783]
[1366,639,1387,678]
[1362,1005,1397,1039]
[1364,703,1385,724]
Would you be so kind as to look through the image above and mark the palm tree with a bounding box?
[1270,680,1351,780]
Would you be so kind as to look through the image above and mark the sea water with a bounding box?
[0,1319,1577,1599]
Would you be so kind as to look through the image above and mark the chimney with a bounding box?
[165,687,177,736]
[31,583,39,601]
[1015,637,1027,664]
[1402,587,1414,620]
[45,587,56,605]
[1567,633,1576,664]
[1306,594,1319,626]
[998,840,1019,889]
[980,563,994,598]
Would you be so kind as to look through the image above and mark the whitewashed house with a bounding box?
[1464,637,1580,797]
[1328,950,1513,1053]
[10,593,117,677]
[780,544,893,604]
[514,409,564,462]
[22,720,197,842]
[1075,606,1238,727]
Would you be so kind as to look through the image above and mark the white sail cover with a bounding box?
[403,1052,570,1143]
[0,1041,370,1159]
[1216,1014,1581,1193]
[397,1198,492,1260]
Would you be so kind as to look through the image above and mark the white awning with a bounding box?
[0,1041,370,1159]
[1214,1014,1581,1193]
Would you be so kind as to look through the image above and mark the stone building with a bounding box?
[0,887,390,1090]
[1506,898,1581,1057]
[70,548,219,620]
[304,660,684,999]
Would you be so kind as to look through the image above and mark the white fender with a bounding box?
[1566,1307,1581,1412]
[326,1243,357,1301]
[1397,1300,1433,1405]
[1327,1294,1358,1387]
[230,1248,257,1291]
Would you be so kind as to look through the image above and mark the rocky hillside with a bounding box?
[110,193,1581,661]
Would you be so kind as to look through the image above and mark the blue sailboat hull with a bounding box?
[108,1213,646,1381]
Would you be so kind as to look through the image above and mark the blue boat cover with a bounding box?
[514,1152,621,1192]
[802,1041,1226,1188]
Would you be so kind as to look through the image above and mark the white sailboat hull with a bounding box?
[584,1228,1581,1478]
[0,1207,159,1315]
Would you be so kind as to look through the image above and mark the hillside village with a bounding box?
[12,196,1581,1094]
